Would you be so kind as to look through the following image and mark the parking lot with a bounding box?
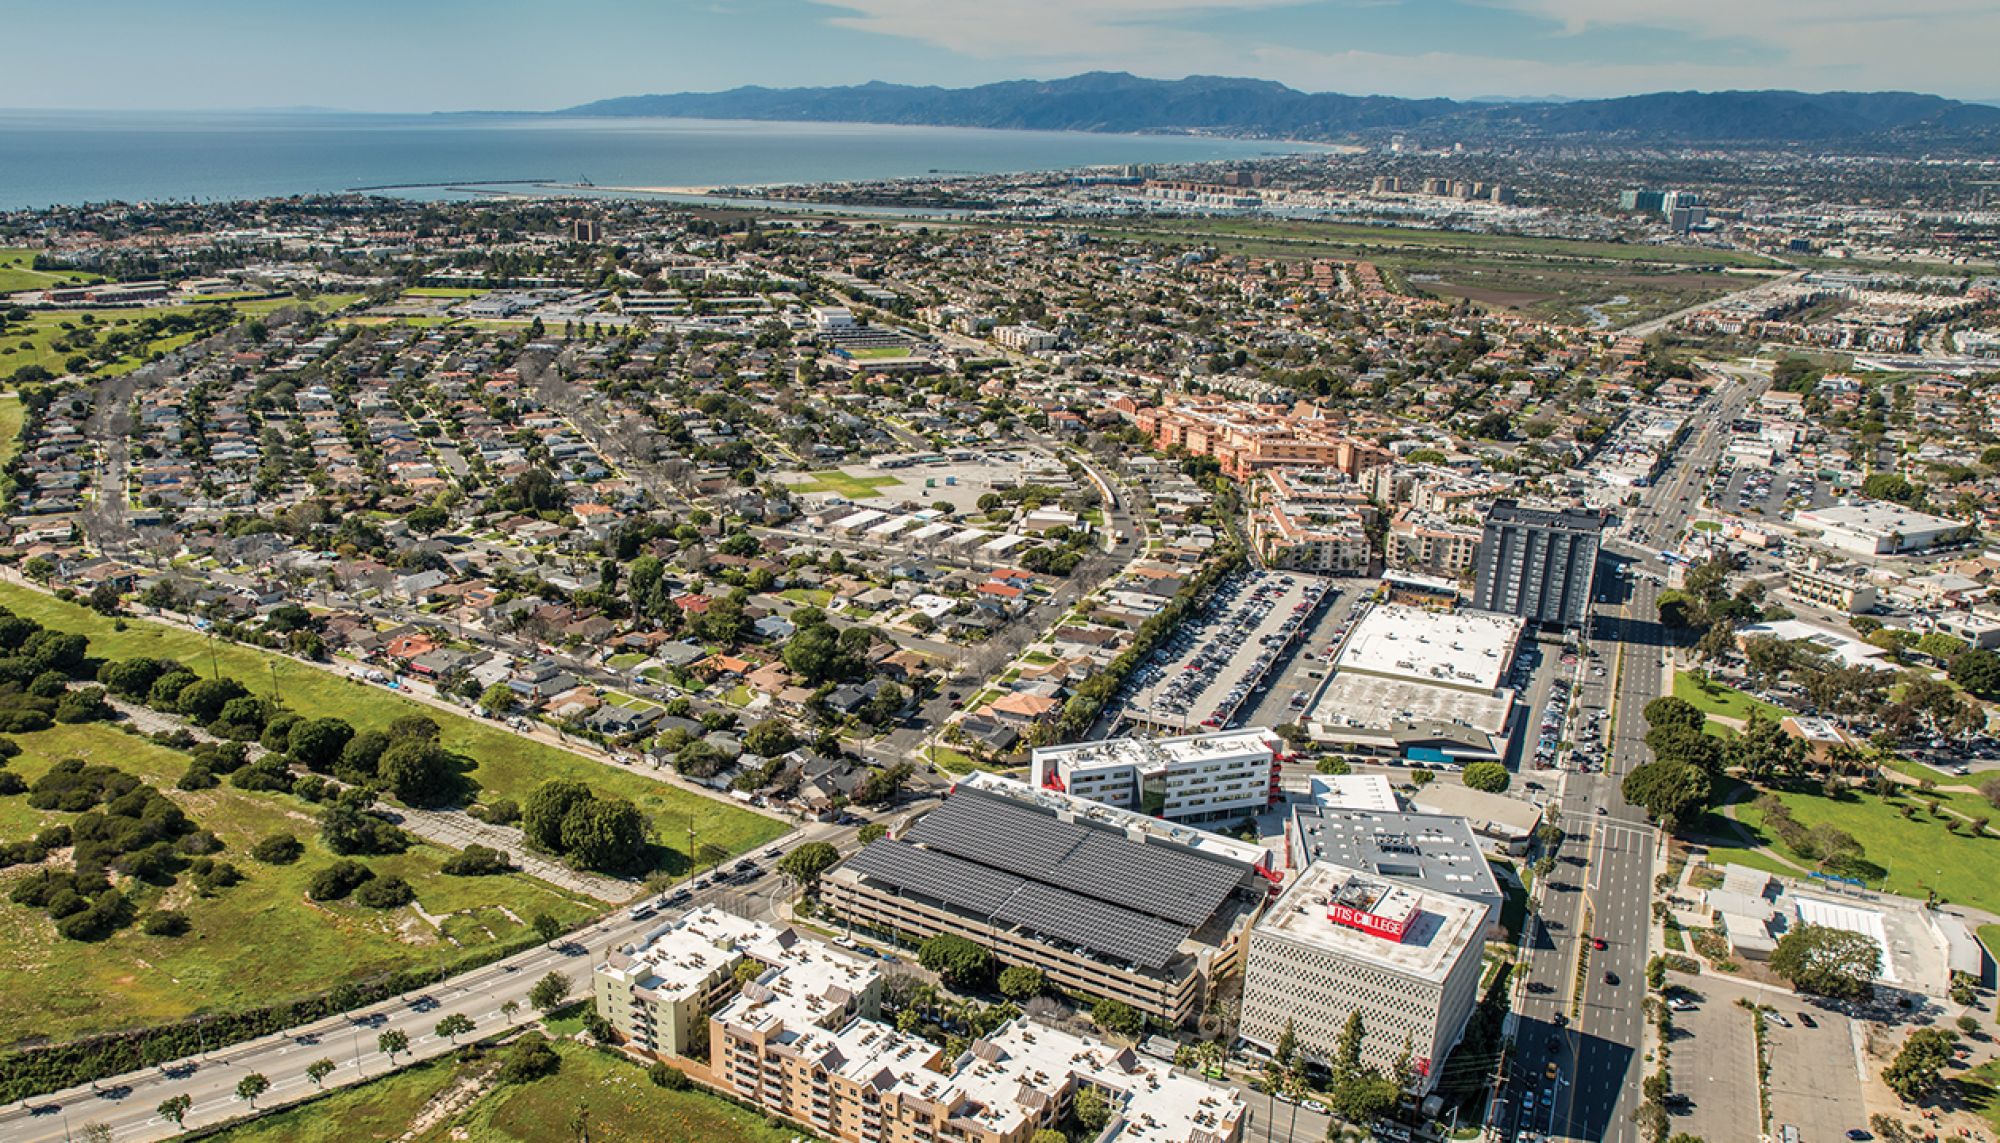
[1119,571,1331,733]
[1238,583,1369,730]
[1713,460,1836,518]
[1662,973,1763,1143]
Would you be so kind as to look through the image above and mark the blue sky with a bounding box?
[3,0,1993,110]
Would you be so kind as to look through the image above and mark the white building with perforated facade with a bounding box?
[1239,860,1488,1095]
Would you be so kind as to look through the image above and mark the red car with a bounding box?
[1591,937,1607,950]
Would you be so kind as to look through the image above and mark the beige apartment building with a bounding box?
[598,907,1246,1143]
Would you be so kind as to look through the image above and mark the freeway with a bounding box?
[0,816,872,1143]
[1496,366,1763,1142]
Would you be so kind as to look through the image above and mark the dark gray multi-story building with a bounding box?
[1472,500,1603,628]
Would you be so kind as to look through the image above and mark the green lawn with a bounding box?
[0,394,23,467]
[0,583,787,871]
[0,296,364,382]
[786,470,902,499]
[1083,217,1779,268]
[605,652,647,670]
[846,345,913,360]
[1673,673,1785,723]
[1713,783,2000,913]
[779,588,834,607]
[200,1041,799,1143]
[0,248,99,294]
[0,723,600,1048]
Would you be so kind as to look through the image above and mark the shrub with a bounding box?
[176,764,218,791]
[441,845,514,876]
[306,860,374,902]
[249,833,304,865]
[496,1037,560,1083]
[353,876,415,909]
[143,911,191,937]
[648,1061,691,1090]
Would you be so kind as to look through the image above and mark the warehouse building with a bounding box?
[820,781,1271,1024]
[1031,728,1280,824]
[1239,860,1489,1094]
[1793,501,1972,556]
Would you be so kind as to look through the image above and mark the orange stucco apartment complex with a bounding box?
[1134,397,1392,482]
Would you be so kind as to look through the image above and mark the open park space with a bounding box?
[0,723,600,1047]
[1698,776,2000,916]
[197,1038,796,1143]
[0,248,98,294]
[0,582,788,873]
[1077,217,1782,326]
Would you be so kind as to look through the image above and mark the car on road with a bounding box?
[1769,1012,1791,1028]
[1591,937,1607,950]
[1602,971,1619,986]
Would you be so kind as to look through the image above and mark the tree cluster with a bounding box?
[521,778,649,873]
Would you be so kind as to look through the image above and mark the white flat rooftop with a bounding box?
[1333,604,1522,694]
[1256,859,1487,983]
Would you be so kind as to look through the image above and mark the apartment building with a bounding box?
[820,783,1268,1024]
[1032,728,1280,823]
[1239,861,1488,1095]
[1471,500,1603,629]
[595,906,882,1058]
[1386,512,1482,580]
[1784,556,1879,614]
[1133,397,1390,482]
[1250,499,1372,575]
[607,908,1246,1143]
[717,1000,1244,1143]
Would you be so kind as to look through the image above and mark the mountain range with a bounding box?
[562,72,2000,149]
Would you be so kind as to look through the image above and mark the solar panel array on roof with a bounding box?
[992,882,1189,970]
[841,839,1022,916]
[1055,832,1243,927]
[899,786,1243,928]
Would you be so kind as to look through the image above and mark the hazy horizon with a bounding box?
[4,0,1998,113]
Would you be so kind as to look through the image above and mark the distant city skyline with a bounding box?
[3,0,1997,113]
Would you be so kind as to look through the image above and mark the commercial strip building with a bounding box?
[1239,860,1489,1094]
[1304,604,1524,766]
[1792,501,1973,556]
[600,907,1247,1143]
[1471,500,1603,629]
[821,781,1271,1024]
[1031,728,1281,825]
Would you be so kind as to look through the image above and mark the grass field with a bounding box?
[1672,673,1786,723]
[200,1040,797,1143]
[0,583,787,871]
[0,394,23,467]
[845,345,914,360]
[0,248,99,294]
[0,723,600,1047]
[785,470,904,499]
[1707,783,2000,913]
[0,296,365,381]
[1082,217,1780,269]
[1076,217,1777,327]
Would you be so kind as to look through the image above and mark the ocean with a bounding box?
[0,111,1319,211]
